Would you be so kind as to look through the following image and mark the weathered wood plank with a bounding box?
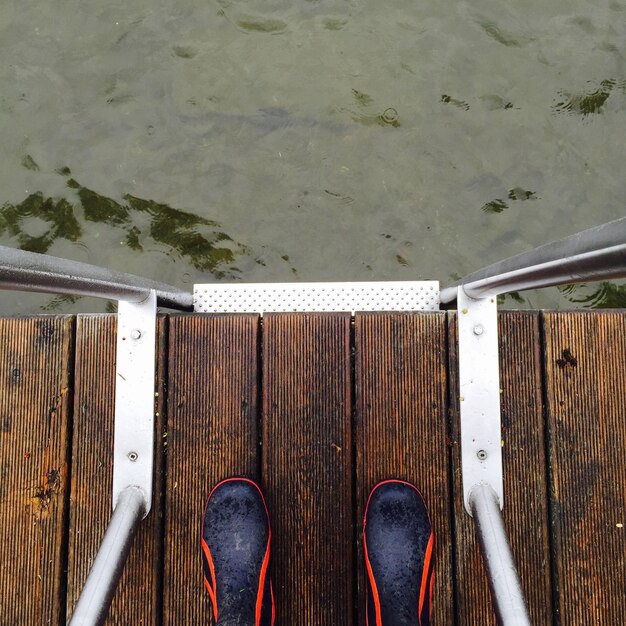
[65,315,165,624]
[0,316,74,626]
[354,312,452,626]
[163,314,260,625]
[262,313,353,625]
[543,311,626,625]
[449,312,553,625]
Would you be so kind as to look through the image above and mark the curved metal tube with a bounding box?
[441,217,626,303]
[0,245,192,310]
[469,483,532,626]
[68,486,147,626]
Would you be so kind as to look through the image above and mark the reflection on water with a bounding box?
[498,291,526,306]
[441,95,470,111]
[479,21,536,48]
[0,165,249,277]
[235,15,288,34]
[0,191,80,254]
[343,89,401,128]
[495,282,626,309]
[559,282,626,308]
[41,294,80,312]
[0,0,624,314]
[482,188,538,214]
[553,79,626,116]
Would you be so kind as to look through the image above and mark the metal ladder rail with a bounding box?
[439,216,626,625]
[0,245,192,310]
[0,246,191,625]
[440,216,626,304]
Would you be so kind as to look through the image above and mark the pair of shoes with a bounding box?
[201,478,433,626]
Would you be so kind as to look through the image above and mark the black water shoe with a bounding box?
[201,477,274,626]
[363,479,435,626]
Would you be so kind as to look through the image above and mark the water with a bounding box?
[1,0,625,314]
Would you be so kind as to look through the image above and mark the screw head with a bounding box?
[473,324,484,336]
[127,451,138,462]
[130,329,142,340]
[477,449,488,460]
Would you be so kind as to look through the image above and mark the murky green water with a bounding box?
[1,0,625,314]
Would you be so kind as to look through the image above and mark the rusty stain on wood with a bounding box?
[543,311,626,625]
[263,313,353,626]
[0,316,74,625]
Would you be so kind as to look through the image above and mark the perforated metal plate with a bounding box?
[193,281,439,313]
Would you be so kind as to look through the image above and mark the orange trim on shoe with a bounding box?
[363,536,383,626]
[255,531,272,626]
[418,532,435,621]
[203,578,216,607]
[201,538,219,620]
[429,566,435,615]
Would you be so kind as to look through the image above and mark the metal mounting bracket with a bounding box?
[457,287,503,513]
[112,289,157,516]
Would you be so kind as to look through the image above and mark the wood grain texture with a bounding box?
[66,315,165,625]
[262,313,353,626]
[354,312,452,626]
[543,311,626,625]
[449,312,553,625]
[0,316,74,626]
[4,309,626,625]
[163,314,260,626]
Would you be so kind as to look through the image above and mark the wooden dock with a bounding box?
[1,311,624,625]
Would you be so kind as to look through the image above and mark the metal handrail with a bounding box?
[470,484,532,626]
[0,245,193,310]
[0,245,188,625]
[440,216,626,304]
[69,486,146,626]
[443,215,625,625]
